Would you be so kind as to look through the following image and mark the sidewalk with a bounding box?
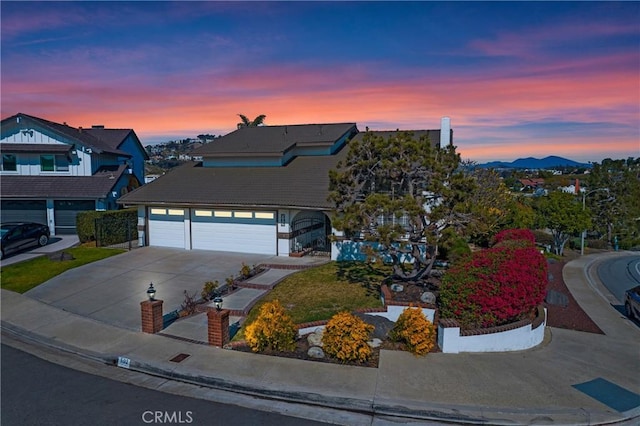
[2,251,639,425]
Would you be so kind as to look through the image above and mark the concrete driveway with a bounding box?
[25,247,278,331]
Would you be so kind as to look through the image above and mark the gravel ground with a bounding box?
[543,253,604,334]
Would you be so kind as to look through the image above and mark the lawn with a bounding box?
[0,247,126,293]
[235,261,387,340]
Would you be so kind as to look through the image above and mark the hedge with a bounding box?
[76,208,138,245]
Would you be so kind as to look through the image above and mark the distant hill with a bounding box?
[477,156,591,169]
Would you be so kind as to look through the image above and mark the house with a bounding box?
[118,118,452,258]
[0,113,148,234]
[518,178,545,191]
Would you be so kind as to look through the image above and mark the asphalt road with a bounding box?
[597,254,640,303]
[1,344,327,426]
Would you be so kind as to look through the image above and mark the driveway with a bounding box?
[24,247,281,331]
[0,234,80,267]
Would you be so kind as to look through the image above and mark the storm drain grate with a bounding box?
[169,353,191,363]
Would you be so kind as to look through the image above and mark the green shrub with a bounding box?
[390,307,435,356]
[201,280,219,301]
[439,234,471,265]
[244,300,297,352]
[322,311,374,363]
[240,262,252,278]
[586,239,608,249]
[531,230,554,247]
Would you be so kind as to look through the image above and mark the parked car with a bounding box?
[0,222,50,259]
[624,285,640,320]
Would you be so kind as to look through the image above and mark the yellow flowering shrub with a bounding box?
[322,312,374,363]
[390,307,435,356]
[244,300,296,352]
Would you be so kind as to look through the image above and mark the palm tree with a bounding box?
[237,114,266,129]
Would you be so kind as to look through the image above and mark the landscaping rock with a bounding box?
[307,346,325,359]
[48,251,75,262]
[420,291,437,304]
[367,338,382,348]
[306,328,324,347]
[390,283,404,292]
[545,289,569,307]
[355,313,394,340]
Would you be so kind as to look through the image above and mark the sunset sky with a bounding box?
[1,1,638,163]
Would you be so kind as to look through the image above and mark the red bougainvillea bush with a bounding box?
[492,228,536,246]
[439,229,548,329]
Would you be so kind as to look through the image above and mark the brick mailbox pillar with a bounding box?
[207,308,230,347]
[140,300,164,334]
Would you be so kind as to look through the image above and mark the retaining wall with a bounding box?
[437,307,547,353]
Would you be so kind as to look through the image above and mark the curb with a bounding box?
[4,319,638,426]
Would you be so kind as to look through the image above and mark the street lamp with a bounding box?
[146,283,156,301]
[213,296,223,311]
[580,188,609,256]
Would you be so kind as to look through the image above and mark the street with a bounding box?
[1,344,327,426]
[597,254,640,303]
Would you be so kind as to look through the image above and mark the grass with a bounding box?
[234,261,386,341]
[0,247,126,293]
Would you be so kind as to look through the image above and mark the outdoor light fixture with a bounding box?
[213,296,223,311]
[147,283,156,301]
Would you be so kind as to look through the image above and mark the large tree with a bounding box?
[587,158,640,249]
[237,114,266,128]
[328,131,475,280]
[459,166,534,246]
[534,191,591,255]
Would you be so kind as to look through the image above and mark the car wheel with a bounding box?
[625,302,635,319]
[38,234,49,247]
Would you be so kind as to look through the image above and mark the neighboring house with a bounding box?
[1,113,148,234]
[119,118,452,258]
[518,178,545,191]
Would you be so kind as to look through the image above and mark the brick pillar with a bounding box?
[140,300,163,333]
[207,308,230,347]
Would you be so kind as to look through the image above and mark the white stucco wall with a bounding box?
[438,308,547,354]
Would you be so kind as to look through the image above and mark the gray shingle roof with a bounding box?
[194,123,357,156]
[1,113,132,157]
[120,145,349,210]
[1,165,126,199]
[119,126,448,210]
[350,129,447,147]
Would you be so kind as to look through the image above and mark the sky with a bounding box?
[1,1,638,163]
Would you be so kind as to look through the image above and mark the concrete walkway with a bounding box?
[2,249,639,425]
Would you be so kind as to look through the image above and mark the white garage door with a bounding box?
[191,209,276,255]
[148,208,186,248]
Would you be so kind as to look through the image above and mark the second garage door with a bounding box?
[191,209,276,255]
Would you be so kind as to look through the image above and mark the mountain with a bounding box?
[477,156,591,169]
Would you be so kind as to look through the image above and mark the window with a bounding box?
[255,212,275,220]
[234,211,252,218]
[1,154,17,171]
[40,155,69,172]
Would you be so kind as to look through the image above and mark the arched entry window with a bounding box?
[290,211,331,253]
